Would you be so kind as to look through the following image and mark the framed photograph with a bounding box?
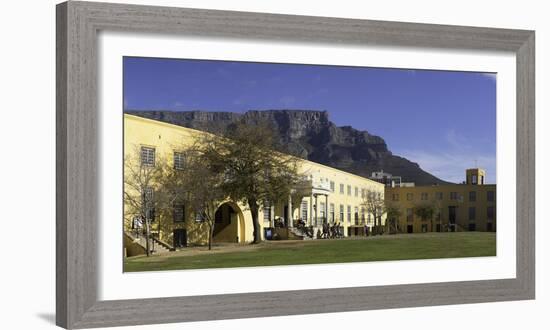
[56,1,535,328]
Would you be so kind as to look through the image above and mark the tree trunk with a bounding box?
[141,192,150,257]
[208,223,214,250]
[249,200,261,244]
[145,217,151,257]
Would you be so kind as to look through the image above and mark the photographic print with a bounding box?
[122,57,497,272]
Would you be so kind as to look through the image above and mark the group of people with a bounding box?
[278,217,372,239]
[294,219,344,239]
[320,221,344,239]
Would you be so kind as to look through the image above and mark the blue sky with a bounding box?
[124,57,496,184]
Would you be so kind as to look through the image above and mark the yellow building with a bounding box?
[124,114,385,253]
[385,170,496,234]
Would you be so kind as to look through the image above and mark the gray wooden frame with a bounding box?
[56,1,535,328]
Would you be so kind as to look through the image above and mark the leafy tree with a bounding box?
[197,120,300,243]
[414,202,437,232]
[384,202,402,234]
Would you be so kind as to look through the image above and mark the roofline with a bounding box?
[124,113,217,137]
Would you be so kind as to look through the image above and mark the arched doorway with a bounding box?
[213,202,244,243]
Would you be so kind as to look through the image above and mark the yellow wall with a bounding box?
[289,161,386,236]
[124,114,385,247]
[124,114,255,246]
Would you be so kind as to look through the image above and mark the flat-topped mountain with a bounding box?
[126,109,448,186]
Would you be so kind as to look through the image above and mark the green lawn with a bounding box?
[124,232,496,272]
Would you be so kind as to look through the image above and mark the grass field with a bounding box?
[124,232,496,272]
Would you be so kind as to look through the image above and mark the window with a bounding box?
[421,224,428,233]
[339,184,344,194]
[319,202,326,220]
[469,191,476,202]
[330,203,335,222]
[450,192,458,200]
[347,205,352,223]
[487,191,495,202]
[361,207,365,222]
[435,192,443,200]
[468,223,476,231]
[406,208,413,222]
[354,187,359,197]
[173,151,185,170]
[406,193,413,201]
[144,187,154,202]
[339,204,344,222]
[361,189,365,199]
[263,202,271,222]
[392,193,399,201]
[448,206,457,224]
[140,146,155,167]
[173,204,185,223]
[146,207,156,222]
[421,192,428,200]
[301,201,308,220]
[354,206,359,224]
[468,207,476,221]
[471,175,477,184]
[487,206,495,220]
[347,185,352,196]
[435,209,442,221]
[143,187,155,223]
[367,191,374,200]
[487,222,493,231]
[330,181,335,192]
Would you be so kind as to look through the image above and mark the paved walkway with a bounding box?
[129,239,328,259]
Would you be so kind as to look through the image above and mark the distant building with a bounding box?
[385,168,496,234]
[369,170,414,187]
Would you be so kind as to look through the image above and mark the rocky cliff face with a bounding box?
[126,110,448,186]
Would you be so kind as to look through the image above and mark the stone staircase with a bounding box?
[125,231,172,255]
